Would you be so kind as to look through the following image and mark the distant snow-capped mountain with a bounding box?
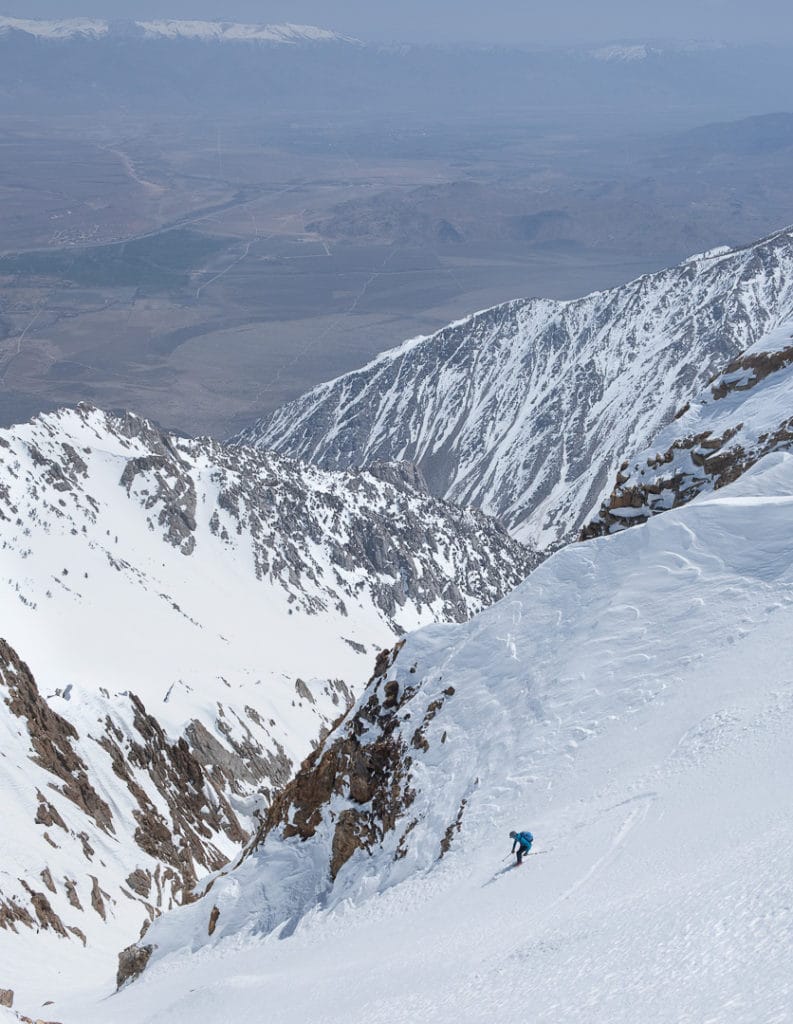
[134,20,351,43]
[0,15,107,39]
[245,227,793,550]
[0,15,351,44]
[0,403,532,1003]
[582,319,793,537]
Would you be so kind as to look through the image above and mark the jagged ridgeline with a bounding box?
[244,228,793,550]
[0,403,534,998]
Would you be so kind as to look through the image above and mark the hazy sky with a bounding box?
[10,0,793,45]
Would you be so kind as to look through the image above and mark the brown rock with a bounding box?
[64,879,82,911]
[0,896,34,933]
[89,875,108,920]
[251,641,416,878]
[125,869,152,899]
[23,888,67,937]
[331,809,375,878]
[383,680,399,708]
[208,905,220,935]
[0,988,13,1008]
[0,641,113,833]
[116,943,154,989]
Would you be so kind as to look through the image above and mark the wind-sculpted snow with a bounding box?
[0,404,531,1004]
[248,227,793,549]
[584,320,793,535]
[122,449,793,1024]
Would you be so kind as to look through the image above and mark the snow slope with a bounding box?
[247,227,793,550]
[0,404,531,1005]
[72,447,793,1024]
[585,319,793,535]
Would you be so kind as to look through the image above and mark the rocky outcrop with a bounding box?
[0,637,332,982]
[98,694,248,904]
[118,627,475,979]
[1,640,112,833]
[259,644,418,879]
[116,943,153,990]
[230,642,462,888]
[583,322,793,537]
[120,454,197,555]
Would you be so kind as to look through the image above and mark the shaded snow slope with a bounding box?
[0,404,531,1004]
[584,319,793,535]
[247,227,793,549]
[91,449,793,1024]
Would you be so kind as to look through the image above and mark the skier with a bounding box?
[509,829,534,865]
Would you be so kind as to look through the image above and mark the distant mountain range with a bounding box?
[0,16,352,44]
[0,16,791,124]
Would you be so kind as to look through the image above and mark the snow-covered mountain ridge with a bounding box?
[246,227,793,550]
[0,403,532,1004]
[584,319,793,535]
[0,16,352,44]
[105,447,793,1023]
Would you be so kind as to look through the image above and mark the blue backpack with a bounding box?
[517,831,533,849]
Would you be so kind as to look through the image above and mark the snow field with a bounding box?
[56,450,793,1023]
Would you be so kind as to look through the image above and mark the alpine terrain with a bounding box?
[584,318,793,535]
[0,403,532,1007]
[0,40,792,1012]
[247,227,793,549]
[66,436,793,1024]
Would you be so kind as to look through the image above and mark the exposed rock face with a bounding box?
[583,321,793,537]
[244,227,793,549]
[117,943,153,990]
[0,988,13,1008]
[246,648,465,881]
[261,643,417,880]
[126,639,469,978]
[0,638,333,988]
[1,640,112,834]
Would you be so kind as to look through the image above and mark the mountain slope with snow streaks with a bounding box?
[247,228,793,549]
